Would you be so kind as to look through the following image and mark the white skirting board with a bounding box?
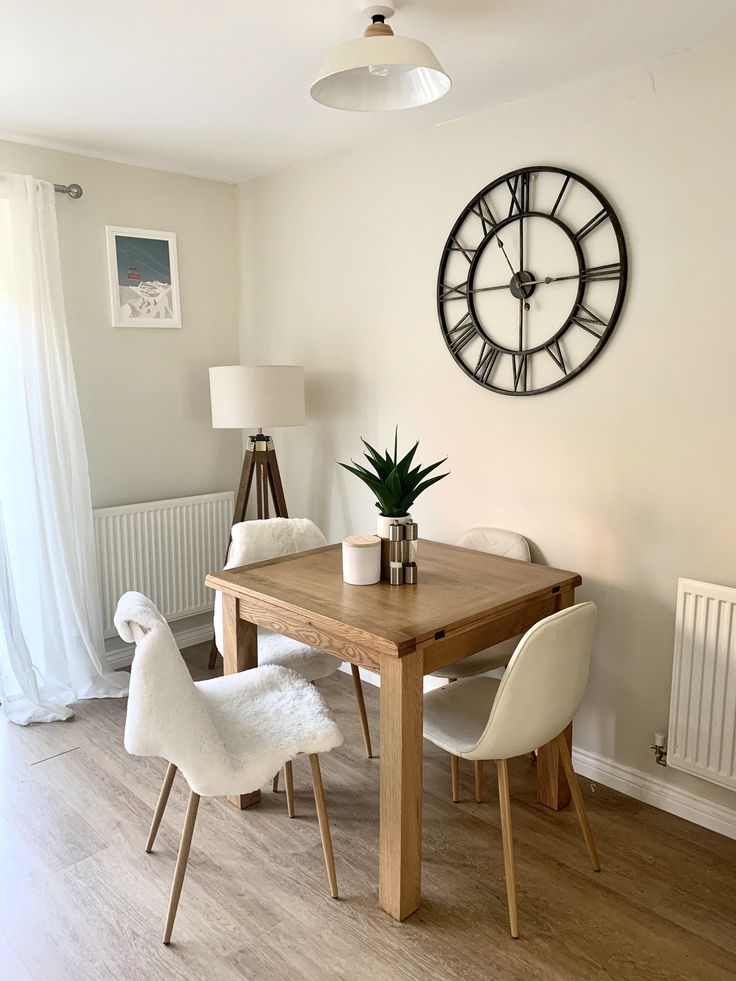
[572,747,736,841]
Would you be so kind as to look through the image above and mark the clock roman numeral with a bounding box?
[521,172,531,213]
[512,352,528,392]
[474,343,501,385]
[550,175,570,217]
[507,173,530,218]
[573,208,609,242]
[470,195,498,235]
[580,262,621,282]
[545,338,567,375]
[439,280,470,302]
[446,314,478,355]
[448,237,477,264]
[571,303,608,338]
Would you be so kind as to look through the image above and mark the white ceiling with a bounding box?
[2,1,735,183]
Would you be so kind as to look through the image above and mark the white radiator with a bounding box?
[668,577,736,792]
[93,492,233,639]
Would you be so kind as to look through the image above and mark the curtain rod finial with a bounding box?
[53,183,83,199]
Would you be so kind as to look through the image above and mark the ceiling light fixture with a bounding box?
[310,1,451,112]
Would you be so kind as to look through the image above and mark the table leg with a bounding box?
[221,593,259,809]
[537,722,573,810]
[379,648,424,921]
[536,585,575,810]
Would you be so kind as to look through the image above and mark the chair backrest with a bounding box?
[228,517,327,566]
[468,602,597,760]
[214,518,327,653]
[457,527,531,563]
[115,591,222,762]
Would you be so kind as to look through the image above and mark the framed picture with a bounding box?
[105,226,181,328]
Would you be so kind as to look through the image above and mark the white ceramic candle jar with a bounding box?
[342,535,381,585]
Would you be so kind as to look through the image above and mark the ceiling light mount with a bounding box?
[361,3,397,21]
[310,0,451,112]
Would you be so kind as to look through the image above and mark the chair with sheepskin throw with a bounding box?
[115,591,343,945]
[212,518,374,791]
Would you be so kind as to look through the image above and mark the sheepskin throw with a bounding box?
[116,591,343,797]
[213,518,336,682]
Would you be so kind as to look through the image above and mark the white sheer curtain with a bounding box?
[0,174,127,724]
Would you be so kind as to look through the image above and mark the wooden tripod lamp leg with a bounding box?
[208,436,289,672]
[265,444,289,517]
[233,445,257,527]
[208,445,257,670]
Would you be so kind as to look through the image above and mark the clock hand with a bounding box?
[519,273,584,287]
[468,282,518,294]
[518,298,524,350]
[525,265,620,287]
[496,238,518,284]
[519,214,525,284]
[468,267,606,296]
[468,274,563,295]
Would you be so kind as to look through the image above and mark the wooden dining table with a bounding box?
[205,539,582,922]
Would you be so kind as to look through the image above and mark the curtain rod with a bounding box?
[54,183,83,199]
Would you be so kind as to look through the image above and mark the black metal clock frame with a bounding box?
[437,165,628,396]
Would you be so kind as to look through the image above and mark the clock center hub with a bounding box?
[509,270,536,300]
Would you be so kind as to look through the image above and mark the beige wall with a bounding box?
[0,140,241,508]
[237,40,736,813]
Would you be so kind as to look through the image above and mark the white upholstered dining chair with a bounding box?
[430,527,531,803]
[115,591,343,944]
[423,602,600,938]
[213,518,374,784]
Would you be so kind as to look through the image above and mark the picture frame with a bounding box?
[105,226,182,328]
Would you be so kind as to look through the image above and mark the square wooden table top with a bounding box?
[205,539,582,656]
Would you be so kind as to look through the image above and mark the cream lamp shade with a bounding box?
[209,365,305,429]
[310,1,450,112]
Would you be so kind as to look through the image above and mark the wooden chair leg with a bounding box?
[556,733,601,872]
[309,754,338,899]
[350,664,373,758]
[146,762,177,853]
[207,640,218,671]
[163,790,200,945]
[496,759,518,939]
[451,754,460,802]
[272,771,280,793]
[474,760,484,803]
[284,760,295,818]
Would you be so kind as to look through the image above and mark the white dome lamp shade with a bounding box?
[310,1,451,112]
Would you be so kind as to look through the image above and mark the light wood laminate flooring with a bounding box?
[1,642,734,981]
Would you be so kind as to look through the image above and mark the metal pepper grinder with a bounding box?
[403,520,418,584]
[388,521,404,585]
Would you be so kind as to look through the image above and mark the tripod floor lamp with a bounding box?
[207,364,305,668]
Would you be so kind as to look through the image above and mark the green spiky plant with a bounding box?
[339,428,449,519]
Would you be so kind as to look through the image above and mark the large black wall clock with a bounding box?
[437,165,627,395]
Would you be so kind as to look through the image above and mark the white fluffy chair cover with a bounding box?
[213,518,338,681]
[116,592,343,797]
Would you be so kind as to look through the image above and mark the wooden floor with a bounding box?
[2,644,735,981]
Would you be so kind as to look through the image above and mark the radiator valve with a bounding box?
[650,730,667,767]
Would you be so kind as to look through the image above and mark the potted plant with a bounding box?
[338,428,449,541]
